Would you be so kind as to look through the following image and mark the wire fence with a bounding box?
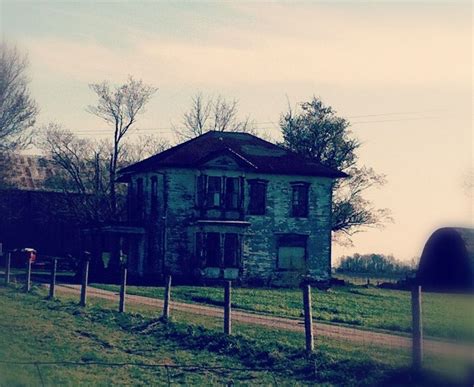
[1,252,474,385]
[0,360,282,386]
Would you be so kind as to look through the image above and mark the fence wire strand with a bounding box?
[0,360,281,385]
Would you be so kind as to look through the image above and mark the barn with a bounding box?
[417,227,474,292]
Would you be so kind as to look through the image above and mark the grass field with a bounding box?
[1,284,470,386]
[93,282,474,342]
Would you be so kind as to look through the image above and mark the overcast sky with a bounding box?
[1,1,472,262]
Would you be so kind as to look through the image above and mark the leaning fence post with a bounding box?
[4,251,11,285]
[48,258,58,299]
[303,283,314,353]
[411,285,423,370]
[25,254,32,292]
[162,274,172,320]
[224,281,232,335]
[79,252,90,307]
[119,264,127,313]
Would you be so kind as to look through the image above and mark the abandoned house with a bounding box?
[85,131,346,286]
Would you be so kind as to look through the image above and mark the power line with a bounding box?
[70,114,441,137]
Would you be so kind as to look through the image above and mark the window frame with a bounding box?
[197,174,243,210]
[206,176,222,208]
[195,232,242,269]
[150,176,158,216]
[224,177,240,210]
[290,182,310,218]
[248,179,267,215]
[223,233,241,268]
[136,177,144,221]
[276,233,308,271]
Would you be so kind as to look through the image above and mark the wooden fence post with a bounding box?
[4,251,11,285]
[48,258,58,299]
[224,281,232,335]
[162,275,172,320]
[79,253,90,307]
[303,284,314,353]
[119,264,127,313]
[25,255,32,292]
[411,285,423,371]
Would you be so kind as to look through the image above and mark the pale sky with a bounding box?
[1,1,472,263]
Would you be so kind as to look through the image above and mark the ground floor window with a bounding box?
[277,234,307,271]
[196,232,241,268]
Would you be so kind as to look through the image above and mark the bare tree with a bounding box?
[87,76,157,216]
[39,124,169,223]
[0,44,38,151]
[121,134,170,165]
[38,124,112,222]
[176,93,255,141]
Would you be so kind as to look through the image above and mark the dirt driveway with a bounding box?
[55,284,474,360]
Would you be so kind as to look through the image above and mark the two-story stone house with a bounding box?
[111,131,346,286]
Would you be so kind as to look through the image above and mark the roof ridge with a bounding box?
[118,130,348,179]
[119,131,215,174]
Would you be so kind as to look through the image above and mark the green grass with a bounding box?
[93,282,474,342]
[1,284,470,386]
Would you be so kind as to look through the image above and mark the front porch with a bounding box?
[81,223,147,281]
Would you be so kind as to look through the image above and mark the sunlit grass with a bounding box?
[92,282,474,342]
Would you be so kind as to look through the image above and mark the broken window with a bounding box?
[197,175,242,210]
[195,232,241,268]
[291,183,309,217]
[277,234,307,271]
[206,176,222,208]
[248,179,267,215]
[225,177,240,210]
[224,233,240,267]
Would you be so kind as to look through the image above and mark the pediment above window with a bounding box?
[196,148,257,171]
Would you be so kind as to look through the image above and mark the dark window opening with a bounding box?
[196,232,241,268]
[197,175,243,210]
[225,177,240,210]
[206,176,222,208]
[127,181,134,221]
[291,183,309,217]
[248,180,267,215]
[277,234,307,271]
[224,233,240,267]
[151,176,158,216]
[136,178,144,221]
[206,232,221,266]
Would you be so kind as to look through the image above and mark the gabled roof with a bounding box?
[118,131,348,179]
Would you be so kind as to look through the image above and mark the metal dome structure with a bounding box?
[417,227,474,292]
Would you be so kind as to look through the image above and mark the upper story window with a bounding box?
[225,177,240,209]
[136,178,144,221]
[197,175,242,210]
[206,176,222,208]
[150,176,158,216]
[127,181,134,220]
[248,179,267,215]
[291,182,309,218]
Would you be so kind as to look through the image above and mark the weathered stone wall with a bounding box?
[127,166,334,286]
[243,173,333,286]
